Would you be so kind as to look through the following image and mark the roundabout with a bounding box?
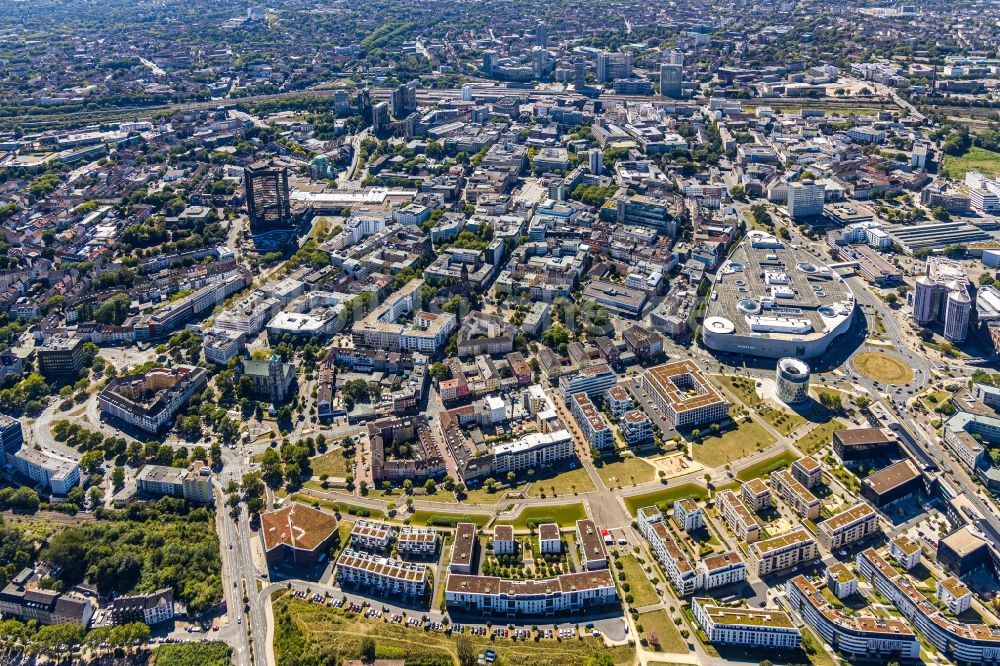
[852,350,914,385]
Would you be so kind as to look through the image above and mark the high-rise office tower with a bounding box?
[574,61,587,89]
[372,102,390,136]
[536,25,548,48]
[483,51,496,77]
[786,180,826,219]
[390,80,418,119]
[334,89,351,117]
[913,257,971,342]
[589,149,603,176]
[245,160,291,230]
[660,63,683,98]
[596,52,631,83]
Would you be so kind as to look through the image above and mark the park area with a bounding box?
[714,375,805,436]
[795,419,847,455]
[689,418,776,468]
[853,351,913,385]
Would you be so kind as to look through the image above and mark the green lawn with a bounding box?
[941,146,1000,179]
[637,609,688,653]
[498,503,588,529]
[597,455,656,488]
[288,493,385,519]
[273,593,635,666]
[623,484,708,516]
[618,554,661,607]
[690,419,776,468]
[309,449,352,478]
[715,375,804,435]
[735,450,797,481]
[408,509,491,528]
[794,419,847,455]
[527,465,597,497]
[152,642,232,666]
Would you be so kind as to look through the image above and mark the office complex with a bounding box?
[596,52,631,83]
[261,502,339,564]
[36,336,85,379]
[912,257,971,342]
[641,360,729,428]
[776,357,810,404]
[98,365,209,433]
[135,460,214,503]
[786,180,826,219]
[659,63,683,98]
[245,160,292,230]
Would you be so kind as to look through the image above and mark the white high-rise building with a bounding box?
[787,180,826,219]
[912,257,970,342]
[589,149,603,175]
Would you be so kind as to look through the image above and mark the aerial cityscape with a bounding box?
[2,0,1000,665]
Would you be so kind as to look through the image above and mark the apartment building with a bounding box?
[741,479,771,512]
[493,430,573,475]
[937,577,972,615]
[538,523,562,554]
[575,519,608,570]
[336,549,428,598]
[826,563,858,599]
[787,575,918,660]
[791,456,823,488]
[446,570,617,617]
[716,490,760,543]
[0,570,93,626]
[570,392,613,449]
[649,521,700,595]
[673,498,703,532]
[856,548,1000,664]
[692,598,801,648]
[351,279,456,352]
[493,525,517,555]
[9,446,80,496]
[557,364,617,399]
[816,503,880,550]
[771,469,821,520]
[620,410,653,444]
[108,589,174,626]
[747,529,818,578]
[98,365,208,433]
[698,551,747,590]
[350,520,393,552]
[450,523,477,574]
[397,526,438,558]
[888,535,922,570]
[605,385,633,417]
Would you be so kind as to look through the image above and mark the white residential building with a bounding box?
[336,549,428,598]
[692,598,801,648]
